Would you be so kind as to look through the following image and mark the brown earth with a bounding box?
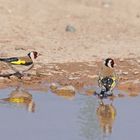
[0,0,139,95]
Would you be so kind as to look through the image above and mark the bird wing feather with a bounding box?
[0,56,33,66]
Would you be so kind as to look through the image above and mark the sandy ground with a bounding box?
[0,0,139,63]
[0,0,139,95]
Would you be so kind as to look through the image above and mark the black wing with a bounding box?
[0,57,19,63]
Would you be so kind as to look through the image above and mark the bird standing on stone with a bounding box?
[98,58,118,98]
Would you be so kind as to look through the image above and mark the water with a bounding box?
[0,86,139,140]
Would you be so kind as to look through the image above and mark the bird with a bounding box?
[0,51,39,78]
[98,58,118,98]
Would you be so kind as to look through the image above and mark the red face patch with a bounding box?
[33,51,38,59]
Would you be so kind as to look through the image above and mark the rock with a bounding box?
[10,89,32,99]
[0,77,5,81]
[102,0,111,8]
[65,25,76,32]
[38,72,53,76]
[50,83,58,91]
[122,72,128,75]
[54,66,61,71]
[68,76,80,80]
[28,70,37,76]
[55,85,76,99]
[23,76,32,81]
[133,71,139,75]
[119,58,124,62]
[87,75,98,79]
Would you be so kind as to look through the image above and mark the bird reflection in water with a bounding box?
[1,87,35,112]
[96,101,116,136]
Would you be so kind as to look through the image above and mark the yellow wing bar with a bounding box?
[11,60,26,65]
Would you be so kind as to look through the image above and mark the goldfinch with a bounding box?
[98,58,118,98]
[0,51,39,77]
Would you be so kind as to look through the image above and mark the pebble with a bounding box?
[102,1,111,8]
[87,75,98,79]
[122,72,128,75]
[54,66,61,71]
[10,90,32,99]
[0,77,5,81]
[50,83,58,91]
[68,76,80,80]
[56,85,75,94]
[23,76,32,81]
[133,71,139,75]
[65,25,76,32]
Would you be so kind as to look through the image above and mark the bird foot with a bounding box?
[95,89,113,99]
[13,72,24,79]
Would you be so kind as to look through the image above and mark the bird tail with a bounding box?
[0,57,18,63]
[0,58,7,62]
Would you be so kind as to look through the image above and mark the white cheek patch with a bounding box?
[30,53,35,61]
[108,60,112,68]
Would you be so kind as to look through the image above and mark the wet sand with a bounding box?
[0,0,139,95]
[0,58,139,97]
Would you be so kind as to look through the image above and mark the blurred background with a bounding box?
[0,0,139,63]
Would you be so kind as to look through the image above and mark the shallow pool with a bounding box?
[0,86,139,140]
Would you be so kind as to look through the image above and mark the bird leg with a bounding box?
[13,72,24,79]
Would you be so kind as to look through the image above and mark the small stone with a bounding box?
[10,90,32,99]
[119,58,124,62]
[54,66,61,71]
[65,25,76,32]
[122,72,128,75]
[87,75,98,79]
[102,0,111,8]
[133,71,139,75]
[29,71,37,75]
[38,72,53,76]
[23,76,32,81]
[0,77,5,81]
[50,83,58,91]
[55,85,76,99]
[68,76,80,80]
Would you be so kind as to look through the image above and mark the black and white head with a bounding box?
[104,58,115,68]
[28,51,38,61]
